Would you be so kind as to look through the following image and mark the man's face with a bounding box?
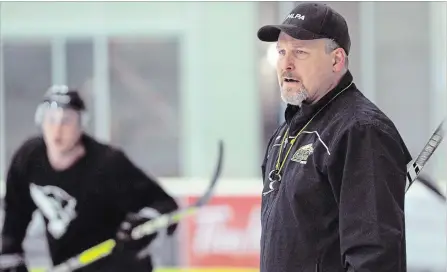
[276,32,338,105]
[42,107,82,154]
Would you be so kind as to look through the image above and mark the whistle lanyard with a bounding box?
[268,83,353,185]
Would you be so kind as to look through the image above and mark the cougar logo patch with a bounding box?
[291,143,314,164]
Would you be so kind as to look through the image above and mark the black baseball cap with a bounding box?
[257,2,351,55]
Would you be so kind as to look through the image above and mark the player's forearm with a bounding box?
[136,174,179,216]
[1,213,32,255]
[0,233,25,255]
[1,198,34,254]
[2,197,35,253]
[141,193,179,235]
[0,222,27,270]
[146,194,178,214]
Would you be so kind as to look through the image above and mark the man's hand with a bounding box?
[0,254,28,272]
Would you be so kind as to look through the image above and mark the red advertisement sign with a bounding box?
[181,195,261,268]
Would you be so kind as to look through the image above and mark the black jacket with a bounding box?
[1,134,178,271]
[260,71,412,272]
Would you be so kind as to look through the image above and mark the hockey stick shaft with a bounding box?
[405,118,445,192]
[47,140,224,272]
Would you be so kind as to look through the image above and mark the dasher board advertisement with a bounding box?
[182,195,261,268]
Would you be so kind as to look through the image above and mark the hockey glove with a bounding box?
[0,254,28,272]
[114,208,161,256]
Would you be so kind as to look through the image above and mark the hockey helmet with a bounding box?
[34,85,89,126]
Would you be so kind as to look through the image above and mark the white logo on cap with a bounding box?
[287,13,305,20]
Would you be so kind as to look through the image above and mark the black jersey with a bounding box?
[1,134,178,271]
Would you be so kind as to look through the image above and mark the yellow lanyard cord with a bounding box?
[274,82,353,176]
[274,116,314,173]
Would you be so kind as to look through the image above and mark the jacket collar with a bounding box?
[284,70,355,132]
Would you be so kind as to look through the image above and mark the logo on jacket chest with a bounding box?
[291,143,314,164]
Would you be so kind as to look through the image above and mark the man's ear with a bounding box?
[332,48,346,72]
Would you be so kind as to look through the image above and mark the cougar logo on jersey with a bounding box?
[30,184,77,239]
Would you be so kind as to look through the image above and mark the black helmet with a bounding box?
[35,85,88,126]
[41,85,86,111]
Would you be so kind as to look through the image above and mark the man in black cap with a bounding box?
[258,3,411,272]
[0,85,178,271]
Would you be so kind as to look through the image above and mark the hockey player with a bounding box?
[0,85,179,271]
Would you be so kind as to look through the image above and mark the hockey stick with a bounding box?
[46,140,225,272]
[405,118,445,193]
[416,174,446,201]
